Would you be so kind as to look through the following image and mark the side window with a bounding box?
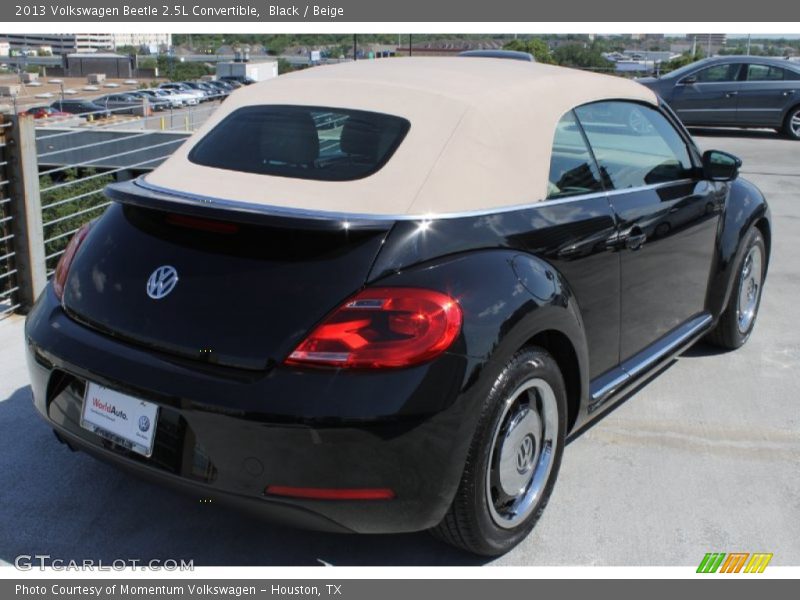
[693,64,740,82]
[784,69,800,81]
[574,101,694,190]
[746,64,785,81]
[547,111,604,199]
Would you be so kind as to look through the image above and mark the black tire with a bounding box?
[783,105,800,141]
[431,347,567,556]
[707,226,766,349]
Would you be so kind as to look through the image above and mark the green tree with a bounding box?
[277,58,294,75]
[40,169,114,272]
[156,56,213,81]
[552,43,609,70]
[115,45,138,56]
[661,49,705,74]
[503,38,555,64]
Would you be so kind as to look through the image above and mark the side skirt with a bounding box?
[586,312,714,417]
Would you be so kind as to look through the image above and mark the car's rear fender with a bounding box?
[370,249,590,435]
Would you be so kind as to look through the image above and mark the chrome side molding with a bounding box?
[589,312,714,412]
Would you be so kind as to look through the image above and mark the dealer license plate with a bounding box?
[80,382,159,457]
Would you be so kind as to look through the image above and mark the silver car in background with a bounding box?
[639,56,800,140]
[158,83,201,105]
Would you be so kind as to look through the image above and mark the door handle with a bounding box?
[783,90,796,97]
[725,91,738,98]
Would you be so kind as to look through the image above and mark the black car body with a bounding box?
[219,75,255,86]
[50,99,111,119]
[25,58,771,556]
[639,56,800,139]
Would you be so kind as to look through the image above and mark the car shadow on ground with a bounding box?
[565,359,678,445]
[0,385,486,567]
[679,340,734,358]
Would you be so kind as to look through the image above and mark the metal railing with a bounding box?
[0,120,18,318]
[0,94,222,320]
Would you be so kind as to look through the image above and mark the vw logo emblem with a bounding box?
[516,435,535,474]
[146,265,179,300]
[138,415,151,433]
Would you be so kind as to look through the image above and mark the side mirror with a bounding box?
[703,150,742,182]
[679,75,697,85]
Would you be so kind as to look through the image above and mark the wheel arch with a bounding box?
[707,177,772,319]
[522,329,581,434]
[780,102,800,138]
[755,215,772,275]
[782,101,800,123]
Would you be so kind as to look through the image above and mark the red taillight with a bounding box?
[264,486,396,501]
[52,222,94,301]
[285,287,462,369]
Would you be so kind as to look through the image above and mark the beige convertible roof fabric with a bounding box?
[145,57,658,217]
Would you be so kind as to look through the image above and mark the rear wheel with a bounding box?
[431,347,567,556]
[707,226,766,349]
[784,105,800,140]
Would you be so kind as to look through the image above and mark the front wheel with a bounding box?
[431,347,567,556]
[707,225,767,349]
[783,106,800,140]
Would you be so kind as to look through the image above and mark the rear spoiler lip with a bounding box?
[104,177,396,232]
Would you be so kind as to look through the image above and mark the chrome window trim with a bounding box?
[679,79,740,85]
[677,108,783,112]
[135,177,697,224]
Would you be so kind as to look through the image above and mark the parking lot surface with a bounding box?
[0,129,797,567]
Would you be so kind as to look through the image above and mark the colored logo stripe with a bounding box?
[744,553,773,573]
[697,553,726,573]
[697,552,773,573]
[719,553,749,573]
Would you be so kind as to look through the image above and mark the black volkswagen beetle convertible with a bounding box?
[25,58,771,556]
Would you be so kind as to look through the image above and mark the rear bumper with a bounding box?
[25,287,479,534]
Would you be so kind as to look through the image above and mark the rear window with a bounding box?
[188,105,410,181]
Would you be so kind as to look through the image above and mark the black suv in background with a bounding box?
[639,56,800,139]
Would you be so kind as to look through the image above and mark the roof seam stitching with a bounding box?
[402,105,472,216]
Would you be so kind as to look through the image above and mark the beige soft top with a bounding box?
[145,57,657,218]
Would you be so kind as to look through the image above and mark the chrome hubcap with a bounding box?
[737,245,763,334]
[791,112,800,136]
[628,109,652,134]
[487,378,558,529]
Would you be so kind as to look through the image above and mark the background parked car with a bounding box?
[179,81,214,101]
[128,90,170,112]
[216,77,243,89]
[159,82,204,104]
[206,80,235,94]
[50,99,111,119]
[219,75,255,86]
[639,56,800,140]
[134,88,179,109]
[95,93,153,117]
[19,105,73,119]
[156,85,198,106]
